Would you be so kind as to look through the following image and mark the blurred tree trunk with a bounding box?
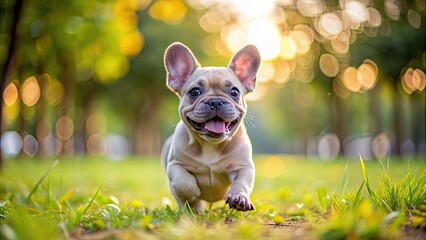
[133,99,162,156]
[35,72,47,158]
[332,95,346,155]
[80,86,94,156]
[392,85,402,156]
[369,84,381,160]
[410,93,424,156]
[369,85,381,137]
[58,56,75,156]
[0,0,24,168]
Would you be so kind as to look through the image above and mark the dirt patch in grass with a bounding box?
[263,221,426,240]
[263,221,310,239]
[400,226,426,240]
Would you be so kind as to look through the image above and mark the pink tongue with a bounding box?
[204,119,226,134]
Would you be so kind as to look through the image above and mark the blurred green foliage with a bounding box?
[1,0,425,161]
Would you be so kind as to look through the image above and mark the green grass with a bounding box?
[0,155,425,239]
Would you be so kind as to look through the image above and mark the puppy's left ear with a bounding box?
[164,42,200,93]
[228,45,261,92]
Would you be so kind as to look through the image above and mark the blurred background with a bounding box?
[1,0,425,166]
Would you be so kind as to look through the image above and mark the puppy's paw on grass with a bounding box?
[226,192,254,211]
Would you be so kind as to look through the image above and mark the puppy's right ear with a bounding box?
[164,42,199,93]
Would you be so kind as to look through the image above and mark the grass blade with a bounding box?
[380,199,393,212]
[359,155,377,200]
[183,201,196,218]
[73,180,104,225]
[83,181,104,214]
[352,180,365,212]
[330,194,343,216]
[359,155,369,186]
[339,163,349,197]
[27,160,59,201]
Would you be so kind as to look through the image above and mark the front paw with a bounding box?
[225,192,254,211]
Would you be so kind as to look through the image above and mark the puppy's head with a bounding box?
[164,42,260,143]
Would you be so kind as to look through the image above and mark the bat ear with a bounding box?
[228,45,261,92]
[164,42,200,92]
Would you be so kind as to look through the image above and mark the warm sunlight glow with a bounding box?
[128,0,419,104]
[297,0,325,17]
[274,60,291,84]
[21,76,41,107]
[94,55,129,84]
[223,24,247,53]
[402,68,415,94]
[214,0,283,61]
[280,33,298,60]
[330,37,350,54]
[333,78,351,99]
[317,12,343,38]
[120,31,144,56]
[319,53,339,77]
[236,0,277,21]
[342,0,369,29]
[338,60,379,93]
[245,83,267,101]
[358,60,378,91]
[257,61,276,83]
[3,82,19,107]
[342,66,361,92]
[148,0,187,24]
[199,8,228,33]
[247,21,281,60]
[2,81,21,124]
[413,69,426,91]
[289,29,312,55]
[402,68,426,94]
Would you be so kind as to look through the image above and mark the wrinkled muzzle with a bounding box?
[184,98,244,141]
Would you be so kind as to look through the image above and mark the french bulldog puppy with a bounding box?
[161,42,260,213]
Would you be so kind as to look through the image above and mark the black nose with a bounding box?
[207,98,223,110]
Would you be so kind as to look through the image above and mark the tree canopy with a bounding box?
[1,0,425,163]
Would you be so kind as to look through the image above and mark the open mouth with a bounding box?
[187,116,239,135]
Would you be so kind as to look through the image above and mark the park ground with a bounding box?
[0,155,425,239]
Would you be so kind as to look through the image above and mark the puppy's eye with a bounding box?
[230,88,240,98]
[189,87,202,97]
